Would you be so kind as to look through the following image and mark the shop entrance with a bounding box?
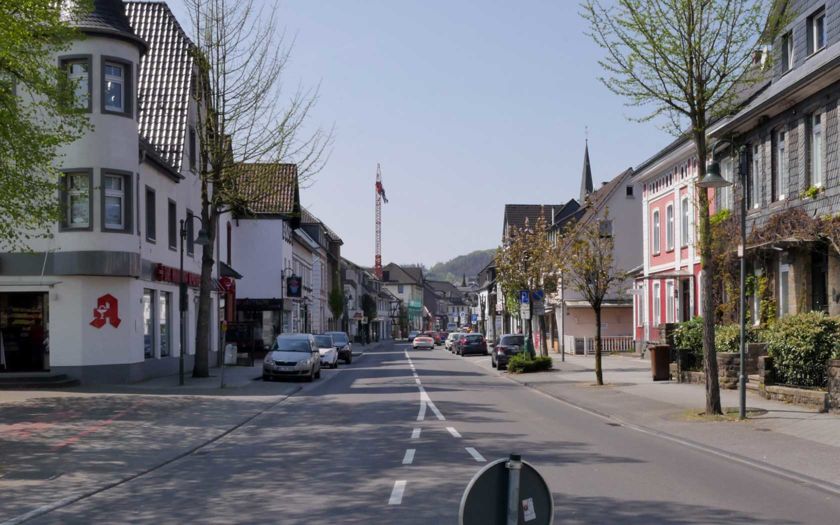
[0,292,49,372]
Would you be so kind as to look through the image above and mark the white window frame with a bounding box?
[811,112,824,187]
[680,197,689,247]
[666,204,674,251]
[103,174,125,230]
[143,289,156,359]
[64,171,91,230]
[666,280,675,323]
[104,62,125,113]
[652,209,661,254]
[61,56,91,111]
[778,261,790,318]
[812,10,826,53]
[653,282,661,326]
[775,129,787,200]
[782,31,794,71]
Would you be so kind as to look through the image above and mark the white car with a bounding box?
[315,334,339,368]
[412,334,435,350]
[263,334,321,381]
[445,332,464,352]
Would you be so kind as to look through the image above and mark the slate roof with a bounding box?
[66,0,147,51]
[232,163,300,216]
[300,207,343,244]
[502,204,562,237]
[126,1,195,172]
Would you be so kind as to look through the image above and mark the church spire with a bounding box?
[580,138,593,204]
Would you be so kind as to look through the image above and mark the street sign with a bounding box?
[520,303,531,320]
[519,290,530,304]
[532,301,545,317]
[460,455,553,525]
[471,313,478,323]
[531,290,545,302]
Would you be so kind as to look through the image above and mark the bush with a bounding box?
[507,353,552,374]
[763,312,840,388]
[715,324,757,353]
[674,316,703,353]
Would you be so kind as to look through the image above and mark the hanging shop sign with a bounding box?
[286,275,302,298]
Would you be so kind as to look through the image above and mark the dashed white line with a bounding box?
[414,377,421,385]
[411,428,421,439]
[446,426,462,438]
[419,387,445,421]
[417,399,427,421]
[465,447,486,462]
[389,480,407,505]
[402,449,416,465]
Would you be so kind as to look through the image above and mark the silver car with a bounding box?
[315,334,339,369]
[263,334,322,381]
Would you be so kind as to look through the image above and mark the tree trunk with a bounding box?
[193,203,217,378]
[694,131,723,415]
[538,314,548,356]
[594,305,603,385]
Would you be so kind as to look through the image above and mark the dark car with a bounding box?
[455,333,487,356]
[324,331,352,364]
[491,334,527,369]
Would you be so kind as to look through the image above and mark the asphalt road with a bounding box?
[23,341,840,524]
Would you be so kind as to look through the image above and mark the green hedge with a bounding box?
[673,318,757,371]
[715,324,757,353]
[507,354,552,373]
[763,312,840,388]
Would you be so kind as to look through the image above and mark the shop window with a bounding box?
[159,291,171,357]
[143,289,155,359]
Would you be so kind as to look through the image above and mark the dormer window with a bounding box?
[102,58,132,117]
[808,8,826,55]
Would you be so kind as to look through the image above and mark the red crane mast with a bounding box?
[374,164,388,279]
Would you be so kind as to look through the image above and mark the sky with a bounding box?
[168,0,672,268]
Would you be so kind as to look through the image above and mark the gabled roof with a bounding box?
[382,263,423,285]
[578,168,635,226]
[426,280,461,296]
[232,163,300,219]
[67,0,147,52]
[502,204,562,237]
[126,1,195,172]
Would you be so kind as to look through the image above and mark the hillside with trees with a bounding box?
[424,249,495,283]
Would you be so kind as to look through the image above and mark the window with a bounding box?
[809,8,826,54]
[781,31,794,72]
[61,170,92,230]
[168,200,177,249]
[599,219,613,237]
[811,112,824,187]
[60,56,91,110]
[159,291,171,357]
[681,197,689,247]
[750,144,760,208]
[143,289,155,359]
[653,282,661,326]
[625,185,634,197]
[189,126,197,171]
[666,281,675,323]
[102,172,132,232]
[779,261,790,318]
[145,187,156,241]
[398,284,404,294]
[774,129,787,201]
[716,157,733,211]
[652,210,660,254]
[666,204,674,251]
[102,59,132,116]
[186,209,195,255]
[636,285,645,327]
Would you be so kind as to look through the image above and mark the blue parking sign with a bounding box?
[520,290,530,304]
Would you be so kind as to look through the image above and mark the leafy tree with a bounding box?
[0,0,91,249]
[185,0,332,376]
[559,212,626,385]
[328,285,344,327]
[582,0,787,414]
[494,215,556,356]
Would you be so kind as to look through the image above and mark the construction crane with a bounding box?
[374,164,388,279]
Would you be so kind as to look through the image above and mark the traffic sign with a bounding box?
[531,290,545,302]
[519,290,530,304]
[460,455,553,525]
[520,303,531,320]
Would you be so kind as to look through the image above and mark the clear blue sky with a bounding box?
[168,0,671,268]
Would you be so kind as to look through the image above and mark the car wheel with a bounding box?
[346,353,352,364]
[305,368,314,382]
[315,367,321,379]
[262,373,270,381]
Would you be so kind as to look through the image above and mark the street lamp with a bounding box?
[699,149,746,419]
[179,215,210,386]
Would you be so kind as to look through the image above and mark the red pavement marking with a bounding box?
[50,400,147,451]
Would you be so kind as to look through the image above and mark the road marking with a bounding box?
[417,399,427,421]
[402,449,416,465]
[465,447,486,462]
[446,426,462,438]
[389,480,407,505]
[419,387,445,421]
[414,377,421,385]
[411,428,421,439]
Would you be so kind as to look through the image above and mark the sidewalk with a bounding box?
[505,352,840,491]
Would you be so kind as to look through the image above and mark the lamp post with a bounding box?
[698,149,747,419]
[179,216,210,386]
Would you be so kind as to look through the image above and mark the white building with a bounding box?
[0,2,224,383]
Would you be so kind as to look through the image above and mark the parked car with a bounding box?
[412,334,435,350]
[407,331,420,342]
[324,331,353,364]
[491,334,526,369]
[445,332,463,352]
[422,331,442,345]
[314,334,339,368]
[455,333,487,356]
[262,334,321,381]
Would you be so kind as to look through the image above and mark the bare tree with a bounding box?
[582,0,787,414]
[185,0,332,376]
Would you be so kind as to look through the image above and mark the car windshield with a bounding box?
[500,335,524,346]
[272,338,312,352]
[327,332,348,345]
[314,336,333,347]
[467,335,483,342]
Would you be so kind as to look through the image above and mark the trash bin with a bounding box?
[649,344,671,381]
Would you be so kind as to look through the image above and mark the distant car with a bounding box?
[314,334,339,368]
[445,332,463,352]
[407,331,420,342]
[446,322,458,332]
[491,334,527,369]
[455,333,487,356]
[438,331,449,345]
[263,334,321,381]
[422,331,441,345]
[412,334,435,350]
[325,331,352,364]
